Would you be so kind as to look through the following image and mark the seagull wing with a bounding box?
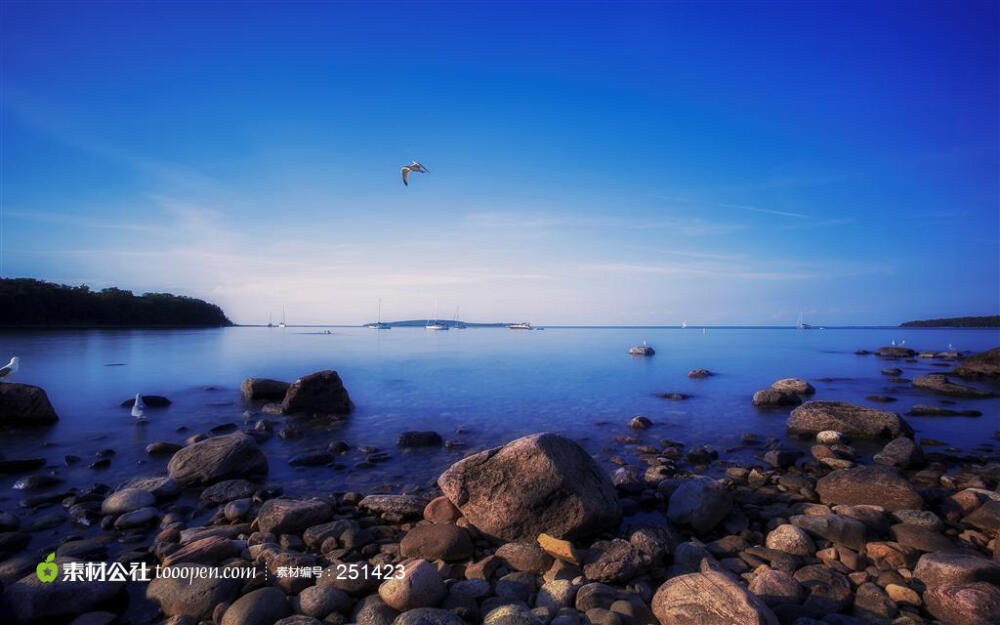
[414,161,429,173]
[401,167,410,186]
[0,366,10,378]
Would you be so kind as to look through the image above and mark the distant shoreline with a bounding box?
[900,315,1000,328]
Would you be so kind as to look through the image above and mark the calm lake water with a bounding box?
[1,326,998,500]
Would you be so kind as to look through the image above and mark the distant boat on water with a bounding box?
[279,307,287,328]
[426,300,449,330]
[267,312,274,328]
[797,312,813,330]
[367,298,391,329]
[681,321,687,328]
[508,322,532,330]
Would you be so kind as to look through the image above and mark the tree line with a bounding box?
[0,278,233,327]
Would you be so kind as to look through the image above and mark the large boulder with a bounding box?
[437,433,621,541]
[667,476,732,534]
[0,383,59,425]
[1,559,124,624]
[167,433,268,486]
[912,374,994,398]
[241,377,290,401]
[952,347,1000,382]
[280,370,353,416]
[816,465,922,511]
[651,570,779,625]
[787,401,912,439]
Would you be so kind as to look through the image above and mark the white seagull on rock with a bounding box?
[131,393,146,420]
[401,161,429,186]
[0,357,18,381]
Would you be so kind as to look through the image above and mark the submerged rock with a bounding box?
[687,368,712,378]
[438,432,621,541]
[906,405,982,417]
[0,383,59,425]
[628,345,655,356]
[952,346,1000,381]
[913,374,995,398]
[875,346,916,358]
[786,401,912,439]
[1,559,125,623]
[752,389,802,407]
[398,431,443,447]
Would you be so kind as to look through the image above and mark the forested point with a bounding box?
[900,316,1000,328]
[0,278,233,327]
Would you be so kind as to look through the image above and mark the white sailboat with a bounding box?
[367,298,391,329]
[426,300,449,330]
[278,307,287,328]
[681,321,687,329]
[797,312,812,330]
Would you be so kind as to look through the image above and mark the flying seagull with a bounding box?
[401,161,429,186]
[131,393,146,420]
[0,357,18,381]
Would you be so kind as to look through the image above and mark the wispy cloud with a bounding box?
[653,195,809,219]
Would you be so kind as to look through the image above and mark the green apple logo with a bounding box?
[36,553,58,583]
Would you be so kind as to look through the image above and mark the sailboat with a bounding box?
[426,300,449,330]
[453,306,466,329]
[681,321,687,329]
[266,313,274,328]
[278,307,287,328]
[797,312,812,330]
[366,299,391,329]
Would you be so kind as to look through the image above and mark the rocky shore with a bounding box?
[0,348,997,625]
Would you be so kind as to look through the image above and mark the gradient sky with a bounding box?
[1,1,997,325]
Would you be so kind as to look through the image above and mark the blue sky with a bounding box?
[1,1,997,325]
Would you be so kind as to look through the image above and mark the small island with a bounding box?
[0,278,232,327]
[900,315,1000,328]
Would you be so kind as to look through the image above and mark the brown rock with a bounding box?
[423,496,461,524]
[167,433,268,486]
[437,433,621,541]
[240,378,289,401]
[257,498,332,535]
[399,524,473,562]
[816,465,922,511]
[924,581,1000,625]
[914,551,1000,588]
[0,383,59,425]
[280,370,353,415]
[787,401,912,439]
[538,533,583,565]
[378,559,446,611]
[495,542,553,573]
[651,570,779,625]
[913,374,995,398]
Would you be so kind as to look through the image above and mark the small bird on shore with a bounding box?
[0,357,18,381]
[131,394,146,420]
[401,161,429,186]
